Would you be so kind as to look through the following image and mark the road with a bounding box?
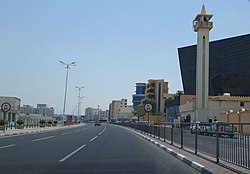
[0,123,201,174]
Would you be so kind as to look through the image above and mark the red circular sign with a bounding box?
[144,103,153,112]
[1,102,11,112]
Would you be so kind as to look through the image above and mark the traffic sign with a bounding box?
[144,103,153,112]
[1,102,11,112]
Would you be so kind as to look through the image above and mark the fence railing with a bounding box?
[114,122,250,169]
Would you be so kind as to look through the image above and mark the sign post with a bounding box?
[144,103,153,124]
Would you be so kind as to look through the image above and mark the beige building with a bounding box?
[145,79,169,114]
[0,96,21,123]
[17,114,54,125]
[179,95,250,123]
[99,110,109,120]
[219,109,250,134]
[109,99,133,120]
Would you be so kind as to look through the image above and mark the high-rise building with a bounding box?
[178,33,250,97]
[132,83,146,110]
[145,79,169,114]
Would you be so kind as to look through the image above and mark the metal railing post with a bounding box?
[195,123,198,155]
[164,123,166,142]
[181,124,183,149]
[216,123,220,163]
[171,125,173,145]
[158,126,160,139]
[153,125,156,138]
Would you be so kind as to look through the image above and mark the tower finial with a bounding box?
[201,4,206,15]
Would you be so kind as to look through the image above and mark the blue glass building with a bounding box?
[132,83,146,110]
[178,34,250,96]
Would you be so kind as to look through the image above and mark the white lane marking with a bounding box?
[90,136,98,142]
[59,144,86,162]
[61,132,71,136]
[0,144,16,149]
[74,130,81,133]
[98,125,107,135]
[32,136,54,142]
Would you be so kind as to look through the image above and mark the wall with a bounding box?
[143,115,165,123]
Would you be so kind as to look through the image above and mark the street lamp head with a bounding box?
[59,61,66,65]
[59,61,76,66]
[71,62,76,66]
[76,86,84,89]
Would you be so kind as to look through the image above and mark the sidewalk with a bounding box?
[0,123,86,137]
[124,126,249,174]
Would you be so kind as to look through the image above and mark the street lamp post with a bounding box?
[59,61,76,118]
[75,86,84,117]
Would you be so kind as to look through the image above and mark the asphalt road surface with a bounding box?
[0,123,201,174]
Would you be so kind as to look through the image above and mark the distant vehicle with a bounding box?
[94,121,101,126]
[190,122,236,138]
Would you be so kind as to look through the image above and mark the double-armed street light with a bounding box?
[59,61,76,117]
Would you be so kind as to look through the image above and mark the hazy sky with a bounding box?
[0,0,249,115]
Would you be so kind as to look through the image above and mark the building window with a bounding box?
[240,102,244,107]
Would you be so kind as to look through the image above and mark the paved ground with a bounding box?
[121,125,250,174]
[0,123,201,174]
[1,123,249,174]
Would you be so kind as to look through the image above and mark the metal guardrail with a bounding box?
[114,122,250,169]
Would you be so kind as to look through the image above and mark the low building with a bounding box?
[17,114,55,124]
[219,109,250,134]
[20,104,54,117]
[179,95,250,123]
[0,96,21,123]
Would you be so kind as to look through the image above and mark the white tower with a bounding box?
[193,5,213,122]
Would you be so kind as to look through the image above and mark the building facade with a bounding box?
[109,99,133,120]
[178,34,250,97]
[145,79,169,114]
[20,104,54,117]
[99,110,109,121]
[20,105,34,115]
[0,96,21,123]
[179,95,250,123]
[132,83,146,110]
[84,107,101,121]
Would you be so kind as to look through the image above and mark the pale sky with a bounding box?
[0,0,249,115]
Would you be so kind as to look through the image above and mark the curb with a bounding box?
[0,125,85,138]
[132,130,218,174]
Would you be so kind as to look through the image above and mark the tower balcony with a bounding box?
[193,21,213,31]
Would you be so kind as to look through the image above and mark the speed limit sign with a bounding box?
[144,103,153,112]
[1,102,11,112]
